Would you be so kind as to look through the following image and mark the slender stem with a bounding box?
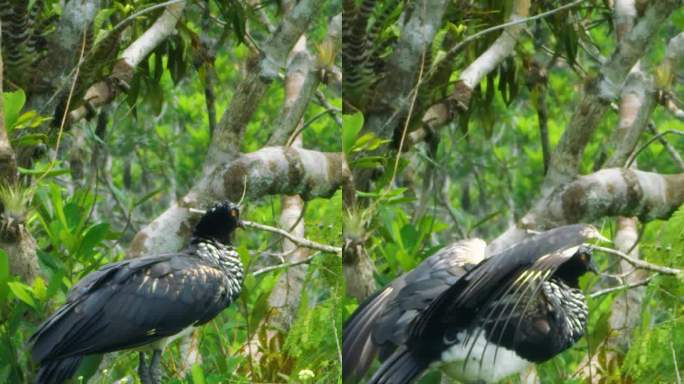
[241,220,341,254]
[592,245,681,275]
[589,276,653,298]
[625,129,684,167]
[252,252,319,277]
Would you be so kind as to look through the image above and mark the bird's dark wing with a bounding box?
[30,254,233,362]
[342,239,485,382]
[373,239,486,350]
[409,224,595,354]
[367,225,597,383]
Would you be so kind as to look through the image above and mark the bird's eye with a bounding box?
[229,209,238,217]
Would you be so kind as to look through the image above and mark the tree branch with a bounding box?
[489,168,684,253]
[537,168,684,225]
[241,220,341,254]
[604,66,655,167]
[646,123,684,170]
[69,1,187,123]
[626,129,684,167]
[361,0,448,149]
[266,36,317,146]
[545,0,679,186]
[205,0,320,165]
[128,146,344,258]
[0,20,39,283]
[252,252,319,277]
[589,276,653,299]
[0,20,17,184]
[410,0,531,144]
[257,0,320,81]
[592,245,682,275]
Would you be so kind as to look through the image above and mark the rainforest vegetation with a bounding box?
[0,1,341,383]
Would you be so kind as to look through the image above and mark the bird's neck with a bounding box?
[191,237,244,280]
[544,278,588,341]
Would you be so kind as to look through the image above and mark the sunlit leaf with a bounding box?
[8,281,36,309]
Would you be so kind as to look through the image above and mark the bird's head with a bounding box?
[553,245,598,288]
[192,201,241,244]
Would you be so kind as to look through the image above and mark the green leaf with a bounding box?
[18,166,70,177]
[11,133,48,147]
[230,2,246,44]
[31,277,47,301]
[147,81,164,116]
[7,281,36,309]
[78,223,109,257]
[399,224,420,251]
[3,89,26,131]
[191,363,206,384]
[92,8,115,34]
[342,113,364,156]
[13,111,51,129]
[350,156,385,169]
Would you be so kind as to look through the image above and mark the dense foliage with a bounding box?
[1,1,341,383]
[343,1,684,383]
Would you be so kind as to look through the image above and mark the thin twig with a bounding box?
[625,129,684,167]
[592,245,682,275]
[646,123,684,171]
[589,276,653,299]
[390,45,425,185]
[427,0,583,80]
[285,110,333,147]
[314,90,342,126]
[35,28,88,185]
[252,252,319,277]
[241,220,341,254]
[188,209,338,253]
[111,0,184,32]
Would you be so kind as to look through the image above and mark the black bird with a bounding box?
[343,224,604,384]
[29,201,244,384]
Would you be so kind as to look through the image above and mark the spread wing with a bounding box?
[368,224,598,384]
[408,224,594,355]
[342,239,485,382]
[30,254,233,362]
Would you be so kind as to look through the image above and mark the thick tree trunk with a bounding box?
[0,20,38,283]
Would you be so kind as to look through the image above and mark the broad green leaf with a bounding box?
[64,202,83,231]
[342,113,363,156]
[3,89,26,131]
[351,133,391,153]
[191,363,206,384]
[400,224,420,252]
[13,111,50,130]
[78,223,110,257]
[8,281,36,309]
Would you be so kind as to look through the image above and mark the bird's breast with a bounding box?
[437,329,531,384]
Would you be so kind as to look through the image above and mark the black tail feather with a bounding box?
[367,346,427,384]
[343,287,393,382]
[36,356,82,384]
